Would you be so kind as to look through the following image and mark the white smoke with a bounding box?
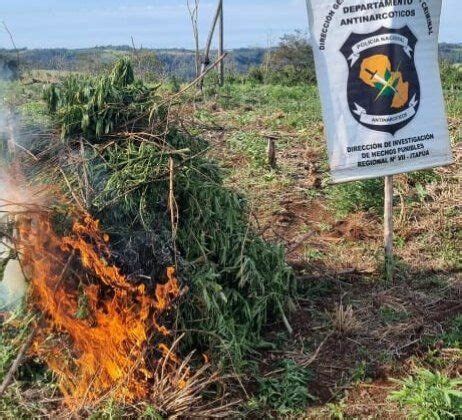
[0,62,29,310]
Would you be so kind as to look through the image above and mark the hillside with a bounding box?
[0,46,267,80]
[0,42,459,81]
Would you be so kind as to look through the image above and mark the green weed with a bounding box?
[389,369,462,419]
[89,399,125,420]
[43,57,164,140]
[440,316,462,348]
[0,390,44,419]
[251,359,315,415]
[379,307,409,324]
[327,401,346,419]
[351,361,368,383]
[228,131,269,169]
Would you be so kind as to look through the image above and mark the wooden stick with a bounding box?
[218,0,225,86]
[2,21,20,66]
[0,329,36,397]
[170,53,227,101]
[199,0,223,89]
[300,332,333,367]
[384,175,394,284]
[277,301,293,335]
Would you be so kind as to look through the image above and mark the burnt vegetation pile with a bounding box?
[39,58,295,369]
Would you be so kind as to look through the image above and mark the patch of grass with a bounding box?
[416,275,449,292]
[0,309,55,419]
[228,131,270,169]
[327,178,384,218]
[406,169,441,186]
[329,304,362,337]
[389,369,462,419]
[379,307,409,325]
[218,83,321,129]
[19,100,50,126]
[195,108,217,125]
[440,315,462,348]
[0,389,44,419]
[250,360,315,416]
[303,246,324,262]
[299,278,335,300]
[0,308,30,382]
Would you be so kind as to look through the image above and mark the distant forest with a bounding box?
[0,46,267,80]
[0,40,461,81]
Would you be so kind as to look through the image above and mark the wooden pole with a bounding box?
[218,0,224,86]
[199,0,223,90]
[384,175,394,284]
[267,137,276,169]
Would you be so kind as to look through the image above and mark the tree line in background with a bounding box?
[0,33,461,87]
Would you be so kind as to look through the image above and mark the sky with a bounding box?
[0,0,461,50]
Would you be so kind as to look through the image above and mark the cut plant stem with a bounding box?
[278,300,293,335]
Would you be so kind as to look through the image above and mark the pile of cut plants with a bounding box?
[0,58,295,417]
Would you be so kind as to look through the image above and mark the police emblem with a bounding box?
[341,26,420,135]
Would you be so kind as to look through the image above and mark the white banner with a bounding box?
[305,0,453,183]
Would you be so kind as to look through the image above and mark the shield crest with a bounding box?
[341,26,420,135]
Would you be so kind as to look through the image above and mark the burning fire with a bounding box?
[18,212,181,406]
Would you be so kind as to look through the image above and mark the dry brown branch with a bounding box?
[79,137,91,206]
[0,329,36,397]
[170,53,227,101]
[2,21,19,65]
[58,167,86,212]
[168,157,179,269]
[187,0,201,77]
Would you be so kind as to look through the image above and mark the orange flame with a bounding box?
[19,213,181,407]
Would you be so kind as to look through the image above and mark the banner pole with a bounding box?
[384,175,394,284]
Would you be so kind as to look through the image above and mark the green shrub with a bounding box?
[389,369,462,419]
[265,64,316,87]
[247,66,265,84]
[91,134,295,369]
[169,75,181,93]
[440,61,462,91]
